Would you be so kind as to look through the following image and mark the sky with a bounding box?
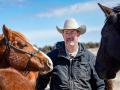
[0,0,119,47]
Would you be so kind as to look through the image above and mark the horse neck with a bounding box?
[21,71,39,89]
[28,71,39,89]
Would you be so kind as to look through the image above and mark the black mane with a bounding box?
[113,4,120,13]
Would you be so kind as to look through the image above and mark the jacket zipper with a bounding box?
[69,58,73,90]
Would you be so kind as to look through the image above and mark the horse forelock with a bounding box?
[113,4,120,13]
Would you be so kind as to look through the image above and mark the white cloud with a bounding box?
[36,1,98,18]
[0,0,26,3]
[36,0,120,18]
[20,29,63,47]
[21,26,101,45]
[0,0,26,8]
[22,29,61,41]
[86,26,102,33]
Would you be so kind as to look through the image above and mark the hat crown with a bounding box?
[56,18,86,35]
[64,18,79,29]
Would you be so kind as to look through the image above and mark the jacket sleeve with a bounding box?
[36,72,52,90]
[89,51,106,90]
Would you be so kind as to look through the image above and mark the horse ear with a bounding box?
[98,3,113,18]
[3,25,12,40]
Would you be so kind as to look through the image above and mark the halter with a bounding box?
[3,37,40,57]
[3,37,41,75]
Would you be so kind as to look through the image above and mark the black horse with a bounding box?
[95,3,120,80]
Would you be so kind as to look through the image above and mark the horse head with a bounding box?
[0,25,53,74]
[95,3,120,79]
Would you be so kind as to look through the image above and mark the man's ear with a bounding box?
[77,31,80,37]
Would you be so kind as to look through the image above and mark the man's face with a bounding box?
[62,29,80,46]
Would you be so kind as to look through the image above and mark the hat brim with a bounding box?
[56,25,86,35]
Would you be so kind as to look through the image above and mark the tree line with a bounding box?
[34,42,100,53]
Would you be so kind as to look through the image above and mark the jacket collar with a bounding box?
[76,43,86,58]
[56,41,68,58]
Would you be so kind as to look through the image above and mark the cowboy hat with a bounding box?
[56,18,86,35]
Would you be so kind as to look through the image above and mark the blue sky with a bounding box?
[0,0,119,47]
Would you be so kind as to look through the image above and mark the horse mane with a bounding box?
[104,5,120,28]
[101,5,120,24]
[113,4,120,13]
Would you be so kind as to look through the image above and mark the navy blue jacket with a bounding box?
[36,41,105,90]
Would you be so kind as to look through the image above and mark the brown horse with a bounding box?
[0,25,53,90]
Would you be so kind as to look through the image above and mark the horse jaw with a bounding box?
[39,51,53,74]
[28,50,53,74]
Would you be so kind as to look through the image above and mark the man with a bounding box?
[36,18,105,90]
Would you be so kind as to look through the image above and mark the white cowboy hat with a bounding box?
[56,18,86,35]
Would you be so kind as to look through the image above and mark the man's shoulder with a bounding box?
[79,44,96,63]
[85,49,96,65]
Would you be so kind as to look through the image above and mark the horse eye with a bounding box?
[18,42,27,48]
